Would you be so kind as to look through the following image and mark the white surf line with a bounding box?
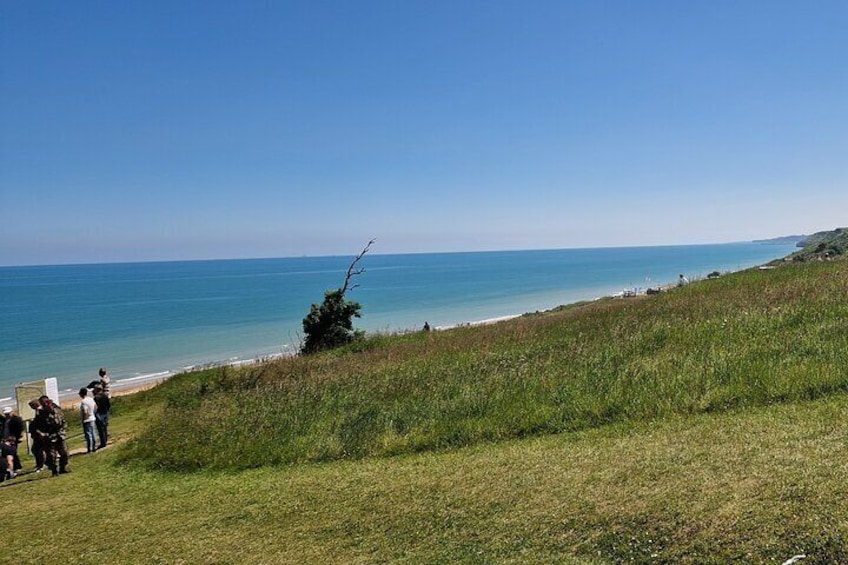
[435,313,522,331]
[114,371,172,384]
[467,314,522,326]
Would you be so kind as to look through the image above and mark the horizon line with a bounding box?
[0,236,805,269]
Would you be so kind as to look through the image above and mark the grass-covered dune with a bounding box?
[4,258,848,564]
[123,259,848,472]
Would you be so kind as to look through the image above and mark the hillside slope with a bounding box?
[791,227,848,260]
[124,259,848,472]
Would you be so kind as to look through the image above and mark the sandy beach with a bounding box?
[51,372,171,409]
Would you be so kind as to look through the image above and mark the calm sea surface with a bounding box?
[0,243,796,399]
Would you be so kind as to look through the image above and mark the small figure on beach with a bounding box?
[79,387,97,453]
[677,274,689,287]
[28,399,47,472]
[423,321,431,332]
[93,384,111,449]
[1,406,23,473]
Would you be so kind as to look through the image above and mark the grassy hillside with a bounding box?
[122,259,848,472]
[791,227,848,260]
[4,258,848,564]
[5,389,848,563]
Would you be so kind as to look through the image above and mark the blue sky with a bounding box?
[2,1,846,266]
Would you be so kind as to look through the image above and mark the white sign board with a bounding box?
[14,377,59,420]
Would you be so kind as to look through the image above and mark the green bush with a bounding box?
[301,289,364,354]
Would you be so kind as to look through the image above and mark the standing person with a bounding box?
[98,367,111,397]
[39,396,70,476]
[2,407,24,472]
[1,435,17,481]
[28,399,47,472]
[93,384,111,450]
[78,388,97,453]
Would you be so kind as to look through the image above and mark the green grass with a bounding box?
[5,259,848,563]
[123,260,848,471]
[5,393,848,563]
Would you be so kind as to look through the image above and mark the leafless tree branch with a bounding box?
[340,239,375,295]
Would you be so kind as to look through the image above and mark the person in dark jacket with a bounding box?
[1,406,24,471]
[27,399,47,472]
[93,384,111,449]
[37,397,70,476]
[1,435,18,481]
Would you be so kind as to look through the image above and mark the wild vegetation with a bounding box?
[300,240,373,354]
[5,256,848,564]
[789,226,848,260]
[120,259,848,472]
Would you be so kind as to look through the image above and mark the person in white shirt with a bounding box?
[78,388,97,453]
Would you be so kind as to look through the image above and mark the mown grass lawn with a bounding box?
[4,394,848,564]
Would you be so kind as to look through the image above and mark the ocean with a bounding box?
[0,242,797,401]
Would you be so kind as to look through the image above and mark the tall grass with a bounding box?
[121,260,848,471]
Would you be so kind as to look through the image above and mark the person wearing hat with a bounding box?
[1,407,24,472]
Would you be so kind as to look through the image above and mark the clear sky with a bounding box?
[1,1,846,266]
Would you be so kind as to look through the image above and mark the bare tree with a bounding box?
[340,238,375,295]
[300,239,375,354]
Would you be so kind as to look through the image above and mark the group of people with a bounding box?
[78,373,111,454]
[1,368,112,481]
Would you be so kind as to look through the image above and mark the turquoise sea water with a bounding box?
[0,242,797,400]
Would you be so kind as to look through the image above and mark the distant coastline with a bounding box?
[752,235,807,245]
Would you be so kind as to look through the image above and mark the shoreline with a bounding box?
[2,244,795,408]
[0,311,554,408]
[2,294,632,409]
[56,315,529,403]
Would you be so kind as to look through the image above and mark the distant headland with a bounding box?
[789,227,847,260]
[756,227,847,264]
[752,234,807,245]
